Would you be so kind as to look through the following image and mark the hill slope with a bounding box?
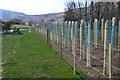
[0,9,64,22]
[0,9,27,21]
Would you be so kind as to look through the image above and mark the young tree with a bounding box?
[2,21,14,31]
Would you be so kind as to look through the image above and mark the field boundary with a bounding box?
[33,18,120,79]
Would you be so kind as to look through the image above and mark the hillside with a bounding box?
[0,9,27,21]
[0,9,64,23]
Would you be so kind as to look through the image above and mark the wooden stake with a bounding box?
[53,22,55,45]
[37,27,39,33]
[71,21,74,54]
[118,21,120,50]
[52,23,54,49]
[63,22,65,48]
[46,29,49,44]
[94,19,98,48]
[56,22,59,44]
[51,24,53,41]
[55,22,57,43]
[67,22,69,50]
[61,22,64,59]
[36,26,38,33]
[73,36,76,75]
[79,22,82,61]
[103,20,108,75]
[109,43,112,78]
[65,22,67,48]
[118,21,120,76]
[36,27,37,32]
[38,28,40,34]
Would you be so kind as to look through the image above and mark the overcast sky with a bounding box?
[1,0,117,15]
[0,0,70,15]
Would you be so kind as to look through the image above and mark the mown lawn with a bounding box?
[2,31,84,78]
[11,25,31,29]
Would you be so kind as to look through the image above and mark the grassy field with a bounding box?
[11,25,31,29]
[2,31,84,78]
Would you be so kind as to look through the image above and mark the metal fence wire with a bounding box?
[33,17,120,79]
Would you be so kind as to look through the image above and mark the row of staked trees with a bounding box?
[64,0,120,75]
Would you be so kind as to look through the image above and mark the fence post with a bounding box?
[40,23,41,34]
[66,22,68,49]
[71,21,76,74]
[46,29,49,44]
[79,21,82,61]
[55,22,57,44]
[94,19,98,48]
[37,26,39,33]
[39,28,40,35]
[58,23,60,49]
[57,22,59,44]
[43,22,45,36]
[50,23,52,41]
[103,20,108,75]
[61,22,64,59]
[52,22,54,49]
[36,26,37,32]
[54,22,57,47]
[73,36,76,75]
[118,21,120,76]
[109,43,112,78]
[69,21,72,53]
[37,25,39,34]
[72,22,74,55]
[53,22,54,43]
[42,23,44,36]
[42,23,44,37]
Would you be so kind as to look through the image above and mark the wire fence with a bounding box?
[32,17,120,79]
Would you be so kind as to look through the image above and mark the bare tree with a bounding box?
[64,0,118,22]
[64,0,77,21]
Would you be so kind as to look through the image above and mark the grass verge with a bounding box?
[11,25,31,29]
[2,31,84,78]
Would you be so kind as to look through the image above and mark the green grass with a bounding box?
[11,25,31,29]
[2,31,84,78]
